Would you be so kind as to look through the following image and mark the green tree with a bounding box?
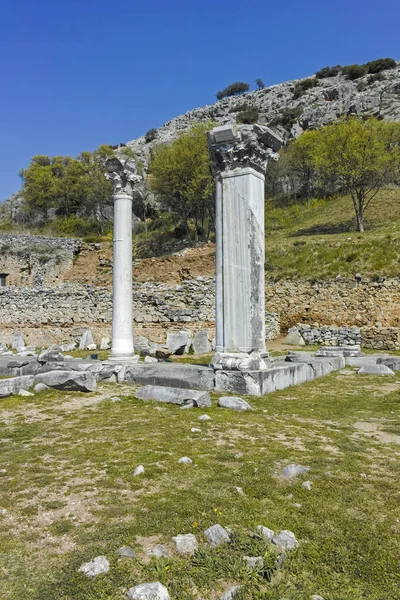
[20,145,114,233]
[287,118,400,231]
[149,123,215,238]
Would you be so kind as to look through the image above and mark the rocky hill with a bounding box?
[124,62,400,169]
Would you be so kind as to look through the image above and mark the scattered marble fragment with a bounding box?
[171,533,198,555]
[78,556,110,577]
[272,530,299,550]
[133,465,145,476]
[204,524,230,547]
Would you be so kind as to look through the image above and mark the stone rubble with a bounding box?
[78,556,110,578]
[126,581,170,600]
[204,524,231,547]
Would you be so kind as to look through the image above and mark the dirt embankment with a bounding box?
[63,242,215,286]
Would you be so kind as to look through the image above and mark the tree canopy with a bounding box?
[149,122,215,238]
[20,146,115,233]
[267,117,400,231]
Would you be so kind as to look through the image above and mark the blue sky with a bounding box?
[0,0,398,200]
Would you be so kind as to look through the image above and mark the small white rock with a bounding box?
[272,530,299,550]
[19,389,34,397]
[256,525,274,541]
[204,523,231,547]
[178,456,192,464]
[171,533,198,555]
[302,480,312,490]
[0,508,7,515]
[110,396,122,402]
[243,555,263,569]
[133,465,145,476]
[198,414,212,421]
[235,486,244,495]
[191,427,201,433]
[220,586,241,600]
[127,581,170,600]
[78,555,110,577]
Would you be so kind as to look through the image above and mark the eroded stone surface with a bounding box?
[204,524,230,547]
[218,396,253,411]
[171,533,198,555]
[78,556,110,577]
[126,581,170,600]
[272,530,299,550]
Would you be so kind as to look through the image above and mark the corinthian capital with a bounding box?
[105,157,141,196]
[207,123,283,176]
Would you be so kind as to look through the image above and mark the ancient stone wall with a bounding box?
[265,278,400,329]
[0,276,399,349]
[0,234,81,286]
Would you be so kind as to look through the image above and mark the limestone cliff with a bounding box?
[124,63,400,169]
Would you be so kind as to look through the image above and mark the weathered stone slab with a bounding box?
[218,396,253,411]
[215,357,344,396]
[125,363,214,391]
[191,330,211,355]
[135,385,211,407]
[79,329,94,350]
[34,370,97,391]
[316,345,362,357]
[377,357,400,372]
[37,345,64,363]
[204,524,230,547]
[166,331,190,355]
[78,555,109,578]
[358,364,395,376]
[0,375,34,398]
[171,533,198,555]
[12,332,25,352]
[345,356,380,368]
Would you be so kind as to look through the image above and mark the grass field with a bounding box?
[1,369,400,599]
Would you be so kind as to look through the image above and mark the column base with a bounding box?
[107,353,139,365]
[211,351,270,372]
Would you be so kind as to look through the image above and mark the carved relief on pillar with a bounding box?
[207,123,283,176]
[105,157,141,196]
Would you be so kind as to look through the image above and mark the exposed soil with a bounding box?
[62,242,216,287]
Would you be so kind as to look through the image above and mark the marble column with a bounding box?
[207,124,283,371]
[105,157,140,362]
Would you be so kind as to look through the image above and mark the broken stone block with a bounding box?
[34,370,96,392]
[0,375,34,398]
[166,331,190,355]
[218,396,253,411]
[100,337,110,350]
[12,332,25,352]
[79,329,94,350]
[191,330,211,355]
[135,385,211,407]
[37,345,64,363]
[358,364,395,376]
[283,328,305,346]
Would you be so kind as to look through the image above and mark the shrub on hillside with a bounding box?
[270,106,303,130]
[342,64,368,80]
[236,107,259,124]
[315,65,342,79]
[293,78,319,99]
[216,82,250,100]
[365,58,397,74]
[145,128,157,143]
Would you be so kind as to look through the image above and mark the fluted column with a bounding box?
[105,157,141,362]
[207,124,282,370]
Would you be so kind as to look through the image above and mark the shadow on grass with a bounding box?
[291,219,361,236]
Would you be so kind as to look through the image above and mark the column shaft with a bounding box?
[215,167,266,353]
[110,192,134,359]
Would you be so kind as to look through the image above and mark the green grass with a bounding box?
[1,372,400,599]
[264,189,400,280]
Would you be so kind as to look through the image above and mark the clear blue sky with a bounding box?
[0,0,398,200]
